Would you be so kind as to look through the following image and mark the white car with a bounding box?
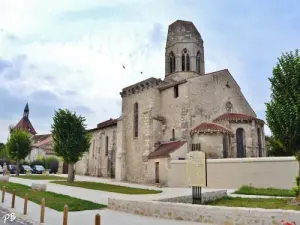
[0,165,3,174]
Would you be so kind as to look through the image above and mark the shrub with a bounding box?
[30,156,59,169]
[44,157,59,169]
[292,175,300,196]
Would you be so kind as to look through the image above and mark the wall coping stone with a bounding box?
[108,198,300,224]
[170,156,296,164]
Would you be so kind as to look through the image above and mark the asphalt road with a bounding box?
[0,207,34,225]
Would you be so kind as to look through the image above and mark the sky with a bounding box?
[0,0,299,142]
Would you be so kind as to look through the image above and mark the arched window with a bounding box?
[134,102,139,137]
[92,139,95,158]
[236,128,245,158]
[257,128,262,157]
[222,135,228,158]
[105,136,109,156]
[186,54,190,71]
[172,129,175,140]
[169,52,175,74]
[181,54,185,71]
[196,51,201,73]
[181,48,190,71]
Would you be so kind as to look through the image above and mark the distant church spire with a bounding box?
[23,102,29,118]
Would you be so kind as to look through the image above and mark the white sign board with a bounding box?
[186,151,207,187]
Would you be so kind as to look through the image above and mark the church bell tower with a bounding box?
[165,20,205,81]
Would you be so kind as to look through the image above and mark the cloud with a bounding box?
[0,0,299,142]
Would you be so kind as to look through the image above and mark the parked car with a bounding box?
[49,161,58,174]
[32,165,45,174]
[8,165,16,174]
[20,165,33,174]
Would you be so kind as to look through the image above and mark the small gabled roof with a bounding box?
[190,122,233,136]
[213,113,264,124]
[148,141,186,159]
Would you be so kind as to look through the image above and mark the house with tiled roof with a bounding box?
[76,20,265,186]
[14,103,55,161]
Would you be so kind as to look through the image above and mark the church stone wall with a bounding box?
[122,87,161,183]
[165,42,204,77]
[160,83,190,142]
[192,134,224,158]
[188,70,256,129]
[85,125,117,177]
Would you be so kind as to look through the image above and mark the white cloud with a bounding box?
[0,0,272,142]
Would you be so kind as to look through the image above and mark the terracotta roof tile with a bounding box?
[32,134,51,143]
[32,135,52,148]
[148,141,186,159]
[191,122,233,135]
[97,118,118,129]
[15,117,37,135]
[213,113,264,124]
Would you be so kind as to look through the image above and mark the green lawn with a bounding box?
[51,181,162,194]
[0,182,105,211]
[17,175,67,180]
[234,185,295,197]
[207,196,300,210]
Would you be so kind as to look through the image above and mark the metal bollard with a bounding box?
[24,193,28,215]
[40,198,45,223]
[63,205,68,225]
[95,214,100,225]
[1,186,5,203]
[11,189,16,208]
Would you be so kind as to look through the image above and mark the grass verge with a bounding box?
[234,185,294,197]
[16,175,67,180]
[0,181,105,211]
[207,196,300,210]
[51,181,162,194]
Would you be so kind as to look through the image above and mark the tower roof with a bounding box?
[166,20,203,48]
[24,102,29,112]
[14,103,37,135]
[14,117,37,135]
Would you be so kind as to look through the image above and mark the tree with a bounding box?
[8,125,15,134]
[51,109,91,183]
[5,130,32,176]
[266,136,293,156]
[0,143,10,160]
[265,49,300,200]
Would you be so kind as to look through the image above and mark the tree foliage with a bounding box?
[266,49,300,198]
[0,143,10,160]
[6,130,32,176]
[266,136,293,156]
[51,109,91,163]
[6,130,32,160]
[266,49,300,155]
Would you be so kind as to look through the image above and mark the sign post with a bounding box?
[186,151,207,204]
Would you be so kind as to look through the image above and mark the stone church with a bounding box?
[75,20,265,185]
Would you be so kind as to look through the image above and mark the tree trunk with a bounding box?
[16,159,20,177]
[67,163,74,183]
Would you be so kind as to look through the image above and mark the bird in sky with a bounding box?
[122,65,125,69]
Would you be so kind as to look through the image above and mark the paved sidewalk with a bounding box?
[10,176,233,205]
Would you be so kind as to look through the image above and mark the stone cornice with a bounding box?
[120,77,167,98]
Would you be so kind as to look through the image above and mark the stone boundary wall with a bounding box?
[158,190,227,204]
[168,157,298,189]
[108,198,300,224]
